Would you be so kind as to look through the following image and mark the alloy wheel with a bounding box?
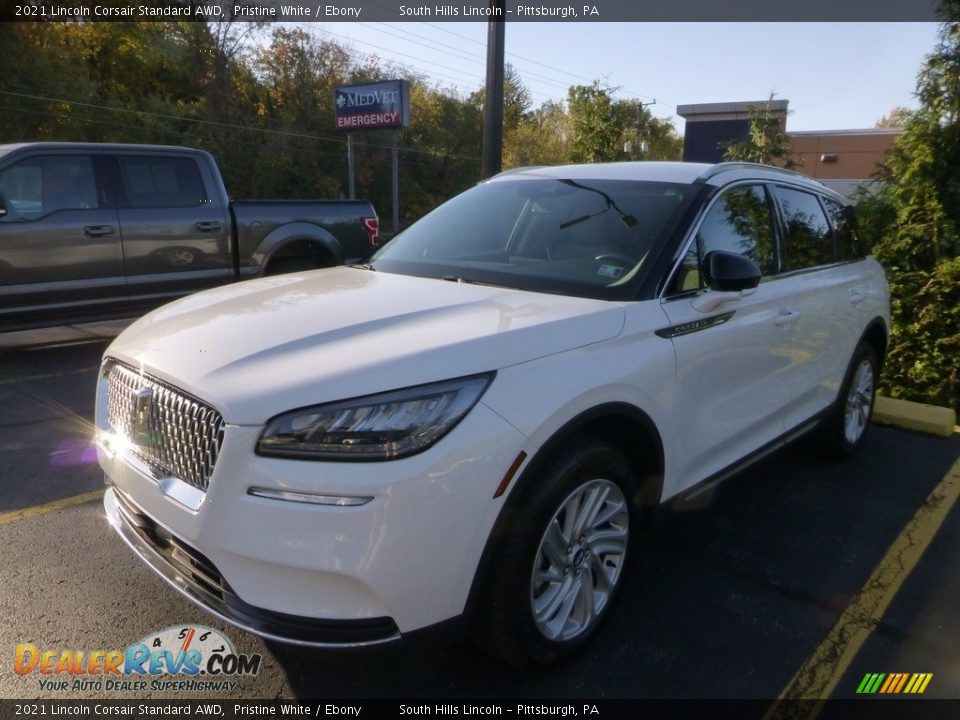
[844,358,875,445]
[529,478,629,642]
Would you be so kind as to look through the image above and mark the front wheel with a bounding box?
[529,477,629,643]
[472,438,638,667]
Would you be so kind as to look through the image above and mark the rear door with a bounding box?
[769,185,863,429]
[0,152,125,327]
[109,152,232,303]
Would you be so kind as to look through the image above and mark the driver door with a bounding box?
[661,183,797,487]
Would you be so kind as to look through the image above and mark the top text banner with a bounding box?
[3,0,943,21]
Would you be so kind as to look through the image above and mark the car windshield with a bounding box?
[370,177,698,300]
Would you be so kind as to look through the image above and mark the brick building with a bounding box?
[676,100,902,198]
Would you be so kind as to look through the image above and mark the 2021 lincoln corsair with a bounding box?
[97,161,889,666]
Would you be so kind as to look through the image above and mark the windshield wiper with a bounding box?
[557,179,639,230]
[441,275,517,289]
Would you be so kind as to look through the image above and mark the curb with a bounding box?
[873,396,957,438]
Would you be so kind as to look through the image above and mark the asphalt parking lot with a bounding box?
[1,323,959,706]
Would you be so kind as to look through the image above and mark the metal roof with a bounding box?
[0,142,205,156]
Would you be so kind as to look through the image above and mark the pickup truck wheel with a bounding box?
[824,343,879,459]
[473,438,637,668]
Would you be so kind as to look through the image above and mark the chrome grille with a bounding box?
[104,361,224,491]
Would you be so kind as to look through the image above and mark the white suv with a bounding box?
[97,162,889,666]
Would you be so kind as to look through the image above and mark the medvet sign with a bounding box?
[335,80,410,131]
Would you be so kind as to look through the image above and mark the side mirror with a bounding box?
[702,250,761,293]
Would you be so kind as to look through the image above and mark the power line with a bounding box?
[314,26,566,104]
[0,89,482,162]
[316,27,485,89]
[0,104,480,171]
[420,22,665,105]
[356,22,580,93]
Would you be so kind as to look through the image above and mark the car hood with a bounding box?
[106,267,625,424]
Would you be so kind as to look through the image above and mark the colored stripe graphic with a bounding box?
[893,674,909,693]
[857,673,932,694]
[856,674,873,694]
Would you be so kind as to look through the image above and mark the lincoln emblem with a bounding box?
[131,386,153,445]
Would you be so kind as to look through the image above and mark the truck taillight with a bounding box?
[363,217,379,247]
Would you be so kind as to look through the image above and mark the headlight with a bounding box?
[256,373,494,461]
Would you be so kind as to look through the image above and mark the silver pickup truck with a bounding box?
[0,142,379,332]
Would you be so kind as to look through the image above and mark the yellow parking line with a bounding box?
[765,453,960,718]
[0,489,105,526]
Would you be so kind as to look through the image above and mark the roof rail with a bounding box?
[695,161,806,184]
[485,166,549,181]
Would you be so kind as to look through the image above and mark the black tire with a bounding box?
[824,343,879,459]
[471,437,639,668]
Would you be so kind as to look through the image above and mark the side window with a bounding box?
[118,156,206,209]
[0,155,99,221]
[774,186,835,270]
[668,184,776,294]
[822,196,861,261]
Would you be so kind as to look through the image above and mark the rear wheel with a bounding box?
[825,343,879,458]
[473,438,638,668]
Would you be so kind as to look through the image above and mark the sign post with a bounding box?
[391,129,399,234]
[335,80,410,232]
[347,133,355,200]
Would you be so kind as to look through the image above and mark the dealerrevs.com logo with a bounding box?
[14,625,262,693]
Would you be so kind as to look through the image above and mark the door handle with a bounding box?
[195,221,221,232]
[83,225,114,238]
[774,309,801,327]
[849,289,866,305]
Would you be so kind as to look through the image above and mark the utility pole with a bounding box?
[635,100,656,159]
[481,0,506,178]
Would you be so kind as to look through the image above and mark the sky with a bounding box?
[306,22,941,132]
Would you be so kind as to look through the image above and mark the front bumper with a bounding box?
[98,401,530,643]
[104,486,401,646]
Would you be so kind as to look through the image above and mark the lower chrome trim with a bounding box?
[103,487,401,648]
[246,487,373,507]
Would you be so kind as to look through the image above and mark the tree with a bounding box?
[614,102,683,161]
[566,82,624,163]
[876,106,914,128]
[504,100,569,168]
[469,64,532,133]
[720,95,799,169]
[864,1,960,412]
